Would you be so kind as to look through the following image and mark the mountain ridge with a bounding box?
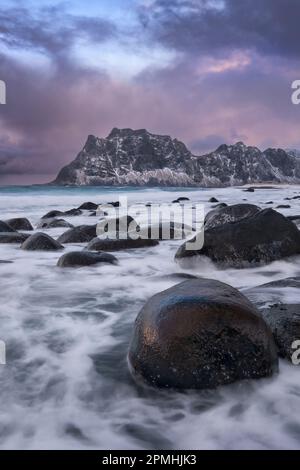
[52,128,300,187]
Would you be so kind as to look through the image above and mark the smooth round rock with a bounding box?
[128,278,278,390]
[57,225,97,244]
[21,233,63,251]
[5,218,33,231]
[86,237,159,251]
[57,251,118,267]
[41,210,65,219]
[205,204,260,229]
[176,209,300,267]
[38,219,74,229]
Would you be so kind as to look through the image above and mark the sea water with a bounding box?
[0,184,299,450]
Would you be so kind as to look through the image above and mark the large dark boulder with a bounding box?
[21,233,63,251]
[0,221,17,233]
[57,251,118,267]
[57,225,97,244]
[0,233,29,244]
[260,304,300,361]
[176,209,300,268]
[86,237,159,252]
[128,279,278,390]
[5,218,33,231]
[204,204,260,229]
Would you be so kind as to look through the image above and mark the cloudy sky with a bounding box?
[1,0,300,184]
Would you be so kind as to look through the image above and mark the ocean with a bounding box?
[0,184,299,450]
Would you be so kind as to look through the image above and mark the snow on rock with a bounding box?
[52,129,300,187]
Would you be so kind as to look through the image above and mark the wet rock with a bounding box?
[37,219,74,229]
[277,205,291,209]
[41,210,65,219]
[78,202,99,210]
[5,218,33,231]
[176,209,300,268]
[0,233,29,244]
[244,188,255,192]
[205,204,261,230]
[209,197,219,203]
[64,208,82,216]
[128,278,278,390]
[57,251,118,267]
[86,237,159,251]
[172,197,190,203]
[288,215,300,221]
[57,225,97,244]
[0,221,17,233]
[260,304,300,361]
[21,232,63,251]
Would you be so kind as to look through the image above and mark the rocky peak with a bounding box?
[52,128,300,187]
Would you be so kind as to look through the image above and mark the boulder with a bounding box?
[128,278,278,390]
[64,208,82,216]
[0,233,29,244]
[176,209,300,268]
[41,210,65,219]
[5,217,33,231]
[204,204,260,230]
[57,225,97,244]
[277,205,291,209]
[37,218,74,229]
[57,251,118,267]
[21,232,63,251]
[209,197,219,203]
[86,237,159,252]
[78,202,99,210]
[172,197,190,203]
[0,220,17,233]
[260,304,300,361]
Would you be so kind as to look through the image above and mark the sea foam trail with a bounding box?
[0,185,299,449]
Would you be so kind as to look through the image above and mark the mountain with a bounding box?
[52,128,300,187]
[286,149,300,159]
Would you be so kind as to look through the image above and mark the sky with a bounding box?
[1,0,300,184]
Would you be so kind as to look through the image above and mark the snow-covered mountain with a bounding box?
[52,128,300,187]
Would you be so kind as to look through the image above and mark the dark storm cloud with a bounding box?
[140,0,300,58]
[1,0,300,183]
[0,4,115,59]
